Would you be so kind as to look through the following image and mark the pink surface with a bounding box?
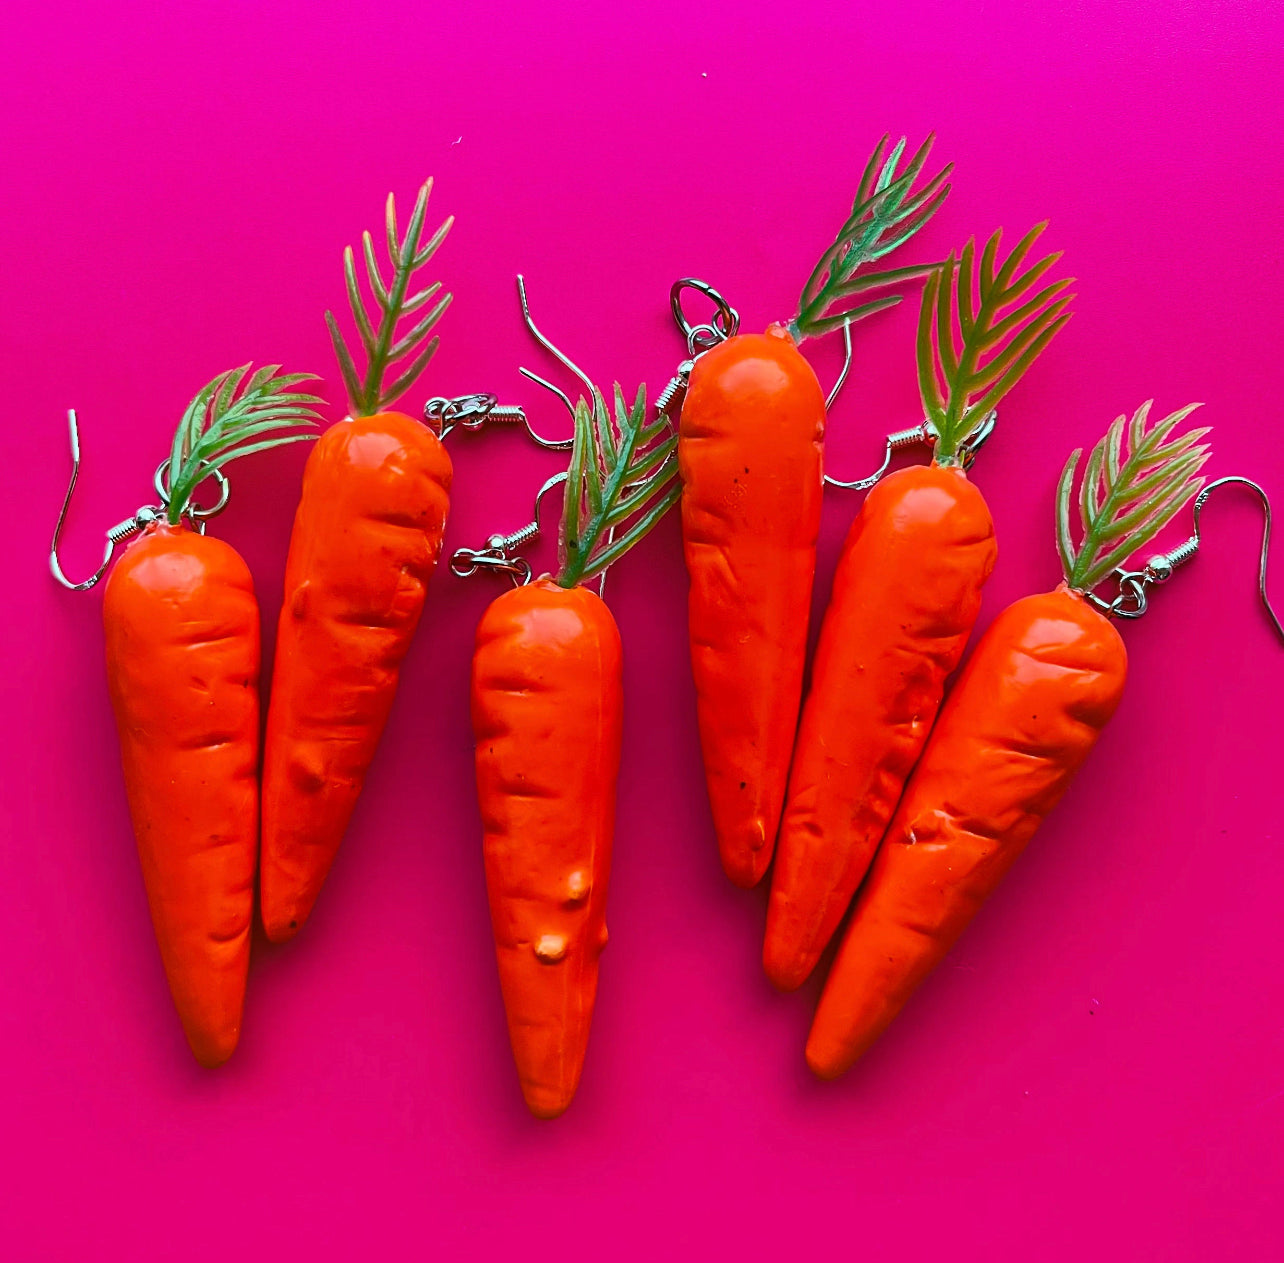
[3,1,1282,1257]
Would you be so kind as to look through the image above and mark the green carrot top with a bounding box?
[557,383,679,589]
[164,364,322,524]
[917,222,1074,464]
[326,178,453,418]
[1057,400,1210,592]
[789,133,952,342]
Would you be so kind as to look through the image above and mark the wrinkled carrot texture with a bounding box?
[472,579,623,1119]
[679,326,825,888]
[806,587,1127,1078]
[765,465,997,991]
[260,412,452,942]
[103,524,259,1067]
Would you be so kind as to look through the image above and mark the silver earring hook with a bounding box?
[451,471,568,588]
[514,274,620,597]
[426,391,573,451]
[1191,476,1282,640]
[823,319,853,412]
[517,274,601,413]
[50,410,166,592]
[1085,475,1282,641]
[823,410,998,492]
[517,369,577,424]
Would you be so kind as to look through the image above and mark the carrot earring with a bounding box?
[258,179,457,945]
[660,135,953,891]
[452,280,679,1119]
[806,405,1283,1079]
[49,373,321,1066]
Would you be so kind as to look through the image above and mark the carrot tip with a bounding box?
[523,1091,574,1121]
[763,953,808,993]
[719,849,770,889]
[262,913,303,945]
[187,1028,240,1069]
[804,1045,846,1081]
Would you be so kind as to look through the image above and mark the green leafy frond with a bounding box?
[326,177,453,416]
[1057,400,1210,591]
[164,364,323,523]
[918,222,1074,460]
[790,133,952,341]
[557,384,680,588]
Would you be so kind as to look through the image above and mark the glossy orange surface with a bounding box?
[102,523,259,1067]
[806,587,1128,1078]
[471,579,623,1119]
[260,411,452,942]
[765,464,996,991]
[679,326,826,888]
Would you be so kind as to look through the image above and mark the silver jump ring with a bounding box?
[670,278,740,355]
[449,547,532,587]
[1111,571,1149,618]
[153,460,230,520]
[426,393,497,430]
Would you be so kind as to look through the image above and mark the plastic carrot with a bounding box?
[678,134,952,888]
[806,401,1212,1078]
[50,368,321,1064]
[260,179,453,942]
[468,382,678,1118]
[765,224,1073,990]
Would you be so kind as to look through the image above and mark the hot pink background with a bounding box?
[3,1,1282,1257]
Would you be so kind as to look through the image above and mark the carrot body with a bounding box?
[679,326,826,887]
[260,411,452,942]
[471,578,622,1119]
[806,587,1127,1078]
[102,523,259,1067]
[764,464,997,990]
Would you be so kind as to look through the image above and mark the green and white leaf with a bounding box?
[1056,400,1210,591]
[918,222,1073,460]
[558,383,680,588]
[326,177,453,416]
[790,133,952,342]
[164,364,323,523]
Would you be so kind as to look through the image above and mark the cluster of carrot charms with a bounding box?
[50,136,1282,1118]
[52,179,455,1063]
[672,140,1281,1082]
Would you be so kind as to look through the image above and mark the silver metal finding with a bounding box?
[824,319,853,412]
[1083,475,1283,641]
[656,278,742,420]
[425,392,572,451]
[51,410,168,591]
[514,275,629,597]
[427,276,593,451]
[517,370,577,427]
[153,457,229,522]
[824,410,998,491]
[517,274,600,409]
[450,472,568,588]
[825,423,930,491]
[670,277,740,354]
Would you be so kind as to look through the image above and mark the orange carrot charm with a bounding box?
[50,369,320,1064]
[260,179,453,942]
[765,224,1073,989]
[461,376,679,1118]
[806,401,1226,1077]
[677,135,952,887]
[472,577,622,1117]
